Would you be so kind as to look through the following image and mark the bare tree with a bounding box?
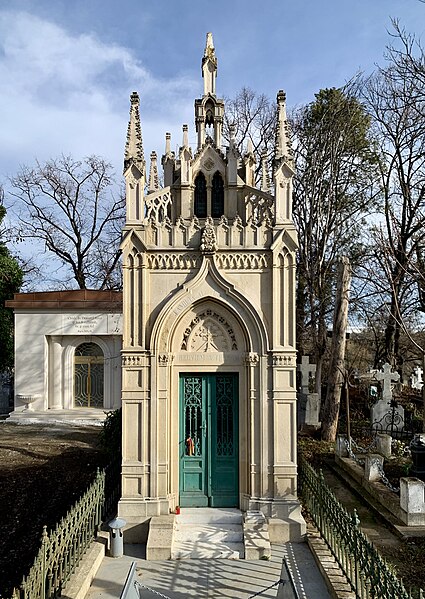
[361,21,425,367]
[9,155,125,290]
[223,87,276,184]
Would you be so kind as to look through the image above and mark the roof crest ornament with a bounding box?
[200,216,218,255]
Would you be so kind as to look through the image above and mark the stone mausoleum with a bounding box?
[118,33,303,539]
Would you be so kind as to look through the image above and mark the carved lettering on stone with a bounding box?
[181,309,238,352]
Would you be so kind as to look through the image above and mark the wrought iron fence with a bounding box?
[299,456,424,599]
[9,460,121,599]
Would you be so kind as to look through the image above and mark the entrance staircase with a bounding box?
[170,508,271,560]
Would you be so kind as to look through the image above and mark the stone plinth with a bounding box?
[364,454,384,483]
[376,433,392,458]
[400,477,425,526]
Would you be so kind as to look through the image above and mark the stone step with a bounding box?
[171,542,244,560]
[171,508,244,559]
[176,507,243,525]
[173,523,243,543]
[243,510,272,560]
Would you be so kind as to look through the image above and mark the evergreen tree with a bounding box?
[0,203,23,370]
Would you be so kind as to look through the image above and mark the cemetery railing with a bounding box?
[299,455,424,599]
[11,468,107,599]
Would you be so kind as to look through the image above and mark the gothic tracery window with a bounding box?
[194,172,207,218]
[212,171,224,218]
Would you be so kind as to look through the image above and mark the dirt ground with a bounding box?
[0,421,106,598]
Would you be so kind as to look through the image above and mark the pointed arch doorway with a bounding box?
[179,372,238,507]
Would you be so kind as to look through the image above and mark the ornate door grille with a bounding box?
[74,343,104,408]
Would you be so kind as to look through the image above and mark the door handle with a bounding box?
[201,421,207,437]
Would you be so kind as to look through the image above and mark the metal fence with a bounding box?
[9,462,120,599]
[299,456,424,599]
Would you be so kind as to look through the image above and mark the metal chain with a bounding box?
[350,436,377,454]
[134,578,285,599]
[371,457,400,493]
[343,437,366,466]
[247,579,285,598]
[134,580,173,599]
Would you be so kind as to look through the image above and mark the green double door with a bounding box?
[179,373,238,507]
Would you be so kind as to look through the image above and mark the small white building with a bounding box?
[6,290,122,421]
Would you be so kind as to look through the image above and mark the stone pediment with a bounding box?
[192,144,226,175]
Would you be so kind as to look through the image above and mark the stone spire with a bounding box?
[274,90,293,165]
[202,32,217,96]
[124,92,145,174]
[148,151,159,193]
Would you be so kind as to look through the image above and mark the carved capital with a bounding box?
[158,353,174,366]
[244,352,259,365]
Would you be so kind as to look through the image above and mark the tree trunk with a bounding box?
[321,257,352,441]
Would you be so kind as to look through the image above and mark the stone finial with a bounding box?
[124,91,145,174]
[202,32,217,96]
[274,89,293,165]
[182,124,189,148]
[261,150,270,193]
[148,151,159,193]
[165,132,171,155]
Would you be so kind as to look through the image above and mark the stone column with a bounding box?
[49,336,63,409]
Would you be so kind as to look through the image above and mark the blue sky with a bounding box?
[1,0,424,184]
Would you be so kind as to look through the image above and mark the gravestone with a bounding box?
[371,363,404,434]
[411,366,423,390]
[298,356,320,428]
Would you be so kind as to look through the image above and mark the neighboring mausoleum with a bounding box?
[6,290,122,420]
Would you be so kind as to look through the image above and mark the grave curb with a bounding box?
[306,524,356,599]
[61,532,108,599]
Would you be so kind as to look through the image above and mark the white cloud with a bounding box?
[0,11,198,179]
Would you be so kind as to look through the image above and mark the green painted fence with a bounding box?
[9,466,115,599]
[299,456,424,599]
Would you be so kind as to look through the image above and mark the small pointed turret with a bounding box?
[124,92,145,174]
[261,150,270,193]
[148,151,159,193]
[274,90,293,164]
[244,138,256,187]
[162,132,175,187]
[182,124,189,148]
[202,32,217,96]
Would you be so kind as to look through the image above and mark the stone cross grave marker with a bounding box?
[299,355,316,395]
[375,362,400,402]
[372,363,403,433]
[298,356,320,427]
[411,366,423,390]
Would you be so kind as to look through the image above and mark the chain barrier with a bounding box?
[134,580,173,598]
[247,578,285,598]
[134,577,286,599]
[350,436,377,454]
[371,457,400,493]
[343,436,366,466]
[343,435,400,494]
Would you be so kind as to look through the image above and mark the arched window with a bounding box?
[74,342,104,408]
[211,171,224,218]
[194,172,207,218]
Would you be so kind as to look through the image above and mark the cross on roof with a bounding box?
[375,363,400,401]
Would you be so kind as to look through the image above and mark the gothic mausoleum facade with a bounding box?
[118,34,303,538]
